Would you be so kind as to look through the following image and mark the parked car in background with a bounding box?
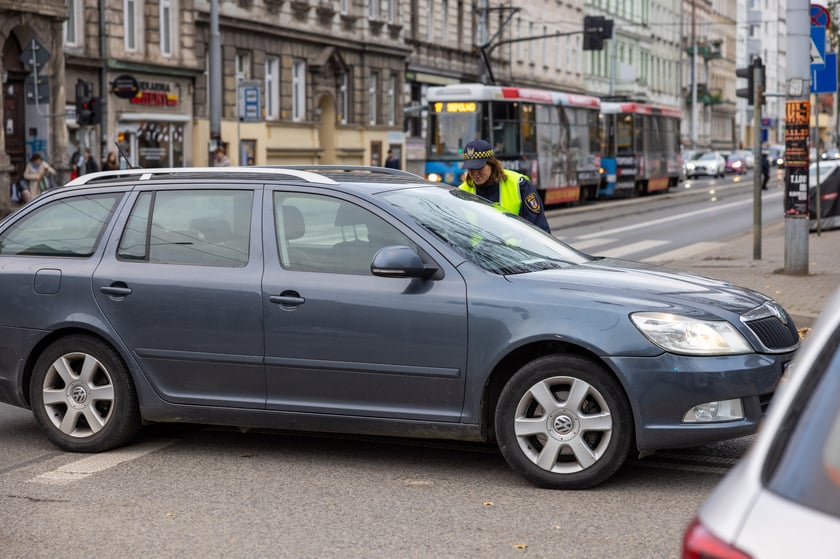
[0,166,801,490]
[683,287,840,558]
[685,151,725,179]
[809,159,840,231]
[723,152,747,175]
[735,149,755,170]
[821,147,840,160]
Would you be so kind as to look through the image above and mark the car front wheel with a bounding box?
[495,355,632,489]
[30,335,141,452]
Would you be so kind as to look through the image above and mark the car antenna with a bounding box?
[115,141,140,169]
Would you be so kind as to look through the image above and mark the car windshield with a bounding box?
[379,186,589,274]
[697,152,717,161]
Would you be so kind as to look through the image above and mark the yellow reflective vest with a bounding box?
[459,170,529,216]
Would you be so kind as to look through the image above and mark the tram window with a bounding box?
[521,103,537,154]
[616,114,633,155]
[490,102,520,156]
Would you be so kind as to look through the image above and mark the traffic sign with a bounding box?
[24,75,50,104]
[811,3,830,27]
[811,25,827,67]
[811,52,838,93]
[238,81,261,122]
[19,38,50,72]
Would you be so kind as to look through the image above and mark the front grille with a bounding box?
[745,315,800,350]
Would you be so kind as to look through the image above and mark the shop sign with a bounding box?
[112,75,140,99]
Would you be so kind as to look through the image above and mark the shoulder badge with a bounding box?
[524,192,542,214]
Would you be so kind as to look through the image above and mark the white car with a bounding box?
[685,152,725,179]
[683,287,840,558]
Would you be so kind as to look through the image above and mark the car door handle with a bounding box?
[100,286,133,296]
[269,294,305,306]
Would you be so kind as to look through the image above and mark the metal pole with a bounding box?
[690,1,697,150]
[753,61,763,260]
[784,0,810,275]
[210,0,222,146]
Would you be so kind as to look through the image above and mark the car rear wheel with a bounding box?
[495,355,632,489]
[30,335,141,452]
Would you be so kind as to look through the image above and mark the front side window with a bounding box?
[0,194,122,257]
[118,190,252,267]
[274,192,415,275]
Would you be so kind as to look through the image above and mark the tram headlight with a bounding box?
[427,173,442,182]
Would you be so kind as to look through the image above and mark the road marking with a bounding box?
[575,197,752,240]
[592,239,670,259]
[560,237,618,251]
[642,241,725,264]
[27,440,175,486]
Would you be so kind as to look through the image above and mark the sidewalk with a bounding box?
[658,219,840,331]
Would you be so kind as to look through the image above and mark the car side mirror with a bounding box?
[371,246,438,280]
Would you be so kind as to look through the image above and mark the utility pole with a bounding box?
[784,1,810,275]
[690,0,697,150]
[209,0,222,151]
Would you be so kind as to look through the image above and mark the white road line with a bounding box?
[28,440,175,486]
[560,237,619,251]
[592,239,670,259]
[575,197,751,240]
[642,241,725,264]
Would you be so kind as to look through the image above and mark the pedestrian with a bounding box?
[78,147,99,176]
[384,149,401,169]
[213,146,231,167]
[761,152,770,190]
[69,144,81,180]
[458,139,551,233]
[102,151,120,171]
[23,153,57,197]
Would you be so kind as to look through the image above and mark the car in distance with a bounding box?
[685,151,725,179]
[682,287,840,558]
[735,149,755,170]
[723,152,747,175]
[0,166,800,490]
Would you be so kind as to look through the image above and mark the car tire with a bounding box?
[495,354,632,489]
[29,335,141,453]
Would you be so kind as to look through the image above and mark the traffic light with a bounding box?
[75,79,91,121]
[736,57,765,107]
[78,96,102,126]
[583,16,613,51]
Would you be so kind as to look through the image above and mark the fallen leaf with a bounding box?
[165,513,176,517]
[512,543,528,549]
[483,501,494,506]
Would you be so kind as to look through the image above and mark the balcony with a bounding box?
[686,84,723,105]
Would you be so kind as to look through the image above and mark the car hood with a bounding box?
[506,257,771,317]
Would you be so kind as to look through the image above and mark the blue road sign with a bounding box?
[811,52,838,93]
[812,25,827,68]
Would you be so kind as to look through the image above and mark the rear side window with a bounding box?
[768,330,840,518]
[0,194,122,257]
[118,189,253,267]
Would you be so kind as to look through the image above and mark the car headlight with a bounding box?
[630,312,752,355]
[686,163,695,170]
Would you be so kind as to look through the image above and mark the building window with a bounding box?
[542,25,547,67]
[387,73,397,126]
[235,52,252,119]
[160,0,175,57]
[64,0,83,47]
[265,57,280,121]
[292,60,306,122]
[125,0,138,52]
[441,0,448,44]
[426,0,434,42]
[387,0,397,23]
[338,73,349,124]
[368,71,379,125]
[369,0,379,20]
[515,18,521,61]
[340,0,348,16]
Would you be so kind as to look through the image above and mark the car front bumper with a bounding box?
[605,351,793,451]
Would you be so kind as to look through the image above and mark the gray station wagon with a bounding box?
[0,166,800,489]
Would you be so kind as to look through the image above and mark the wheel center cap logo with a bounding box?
[71,386,88,404]
[553,415,574,435]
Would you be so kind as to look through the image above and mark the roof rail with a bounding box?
[276,165,416,177]
[65,166,339,187]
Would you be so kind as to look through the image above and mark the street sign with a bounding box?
[24,75,50,104]
[811,3,831,27]
[811,52,838,93]
[238,81,261,122]
[19,37,50,72]
[811,25,826,67]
